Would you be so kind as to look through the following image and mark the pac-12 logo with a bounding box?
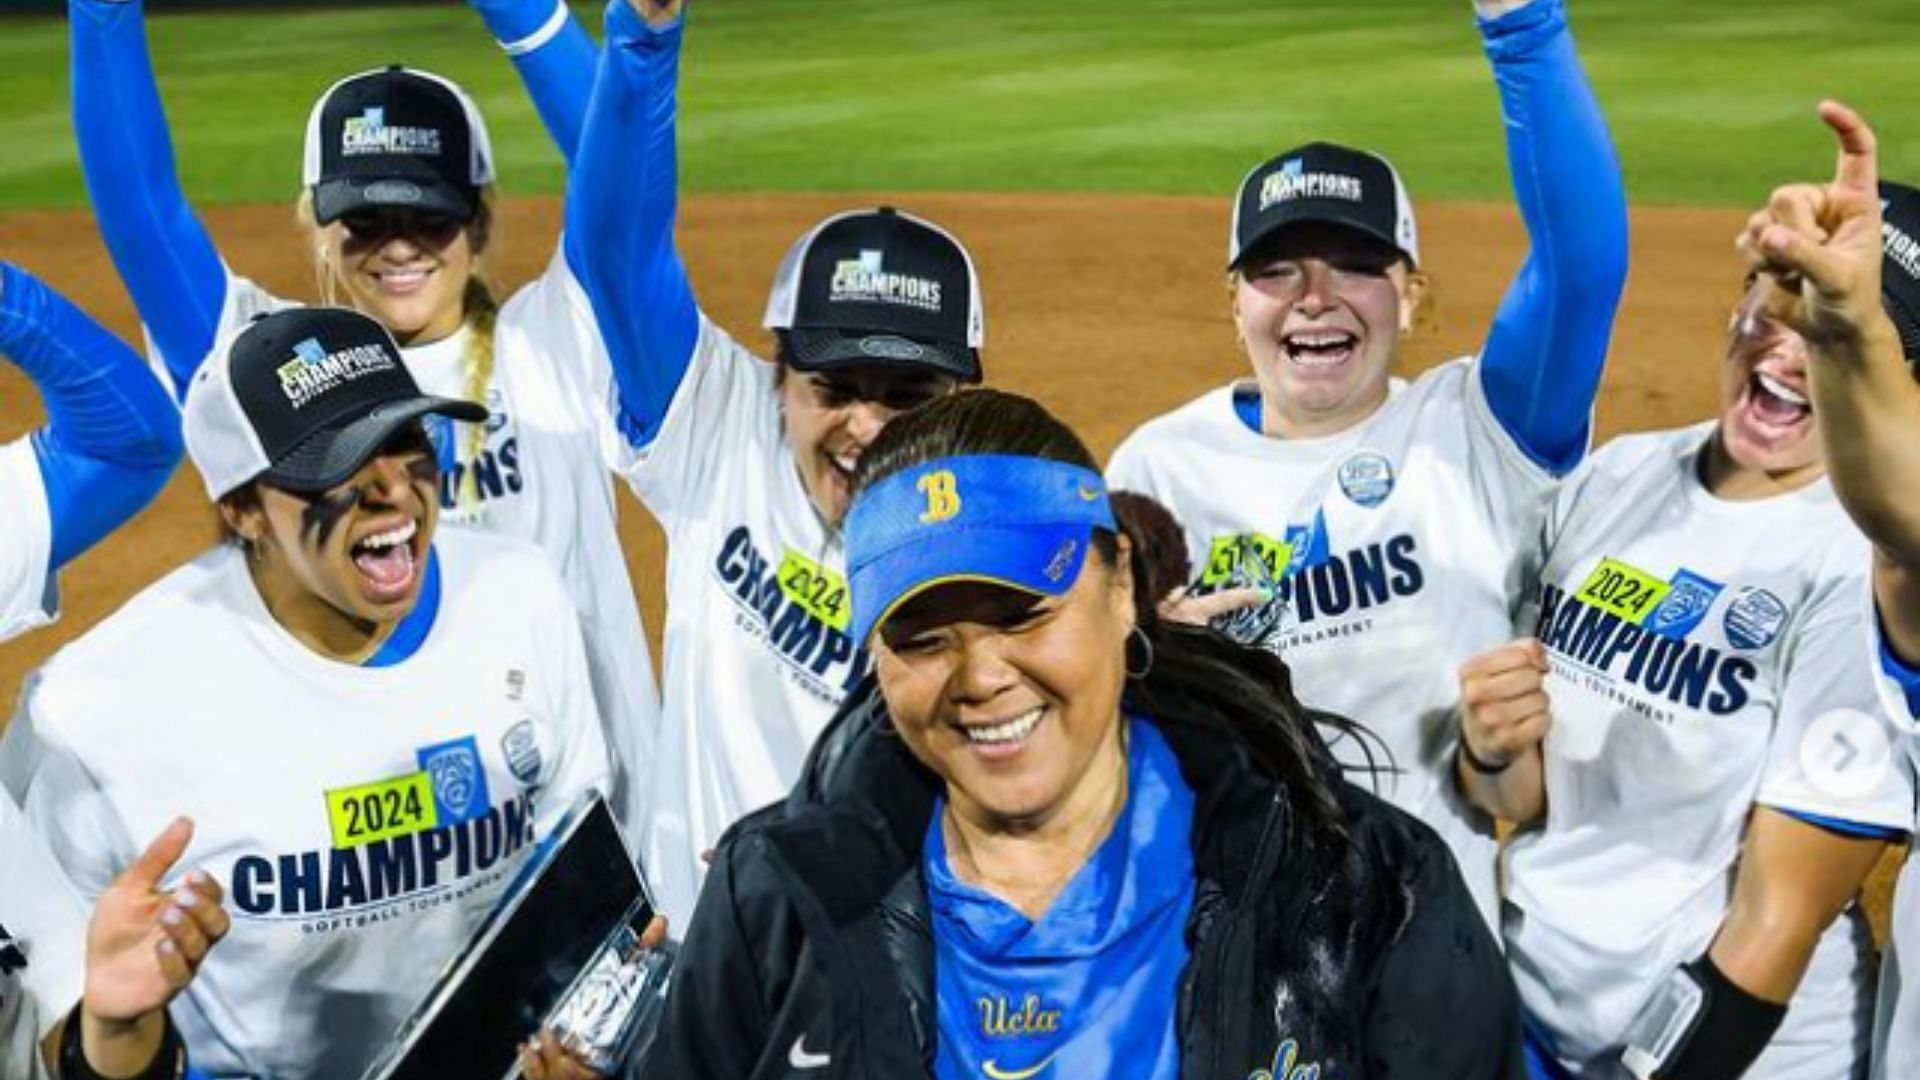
[417,736,491,825]
[918,469,962,524]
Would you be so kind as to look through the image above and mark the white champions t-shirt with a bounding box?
[1108,359,1554,929]
[0,530,611,1080]
[617,317,866,927]
[1506,425,1914,1077]
[185,256,658,841]
[0,791,86,1080]
[0,438,57,642]
[1868,607,1920,1080]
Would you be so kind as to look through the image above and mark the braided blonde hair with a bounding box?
[297,190,503,515]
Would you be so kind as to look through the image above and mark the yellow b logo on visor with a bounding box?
[918,469,962,524]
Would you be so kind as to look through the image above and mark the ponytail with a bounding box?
[455,276,498,514]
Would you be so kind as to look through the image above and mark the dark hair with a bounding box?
[852,388,1365,843]
[216,482,264,551]
[1110,491,1191,605]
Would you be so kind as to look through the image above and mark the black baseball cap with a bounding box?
[1229,141,1420,270]
[302,66,495,226]
[1881,181,1920,367]
[183,307,487,499]
[762,207,985,383]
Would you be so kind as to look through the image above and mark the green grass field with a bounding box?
[0,0,1913,212]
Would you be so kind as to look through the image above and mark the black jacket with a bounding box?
[638,687,1524,1079]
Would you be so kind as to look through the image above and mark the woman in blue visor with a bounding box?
[637,388,1523,1079]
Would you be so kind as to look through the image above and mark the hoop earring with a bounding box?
[1125,625,1155,680]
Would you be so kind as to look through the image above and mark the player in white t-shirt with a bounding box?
[1106,0,1626,930]
[1456,157,1920,1076]
[70,0,660,841]
[2,308,613,1080]
[568,0,989,927]
[1731,105,1920,1080]
[0,263,235,1079]
[0,261,180,641]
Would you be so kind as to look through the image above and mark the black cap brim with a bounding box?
[1230,206,1410,271]
[311,176,476,226]
[260,395,487,494]
[781,328,981,383]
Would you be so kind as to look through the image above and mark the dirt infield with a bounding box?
[0,193,1903,930]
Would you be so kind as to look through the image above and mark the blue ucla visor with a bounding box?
[847,454,1116,644]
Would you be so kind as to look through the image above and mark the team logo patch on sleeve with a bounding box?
[1723,588,1788,651]
[417,736,492,826]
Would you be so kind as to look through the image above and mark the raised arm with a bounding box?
[563,0,700,449]
[1473,0,1629,475]
[467,0,602,165]
[0,264,181,570]
[1738,103,1920,664]
[68,0,228,400]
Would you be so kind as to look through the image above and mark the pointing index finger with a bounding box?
[1819,99,1879,198]
[120,817,195,892]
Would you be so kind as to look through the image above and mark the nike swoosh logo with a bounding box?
[983,1053,1058,1080]
[788,1033,831,1070]
[1078,485,1100,501]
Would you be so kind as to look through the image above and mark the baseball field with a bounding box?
[0,0,1911,924]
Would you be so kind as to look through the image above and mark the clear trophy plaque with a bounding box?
[359,792,672,1080]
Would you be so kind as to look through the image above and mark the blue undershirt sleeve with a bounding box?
[564,0,701,450]
[1879,626,1920,719]
[1,264,182,569]
[468,0,601,165]
[69,0,228,401]
[1474,0,1628,476]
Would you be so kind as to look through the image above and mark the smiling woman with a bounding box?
[0,307,615,1079]
[1106,0,1630,937]
[555,0,996,930]
[635,389,1526,1080]
[67,0,662,854]
[1452,187,1920,1080]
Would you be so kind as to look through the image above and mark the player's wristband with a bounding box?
[1620,954,1786,1080]
[1457,739,1515,775]
[58,1005,187,1080]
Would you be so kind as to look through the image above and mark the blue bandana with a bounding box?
[925,718,1195,1080]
